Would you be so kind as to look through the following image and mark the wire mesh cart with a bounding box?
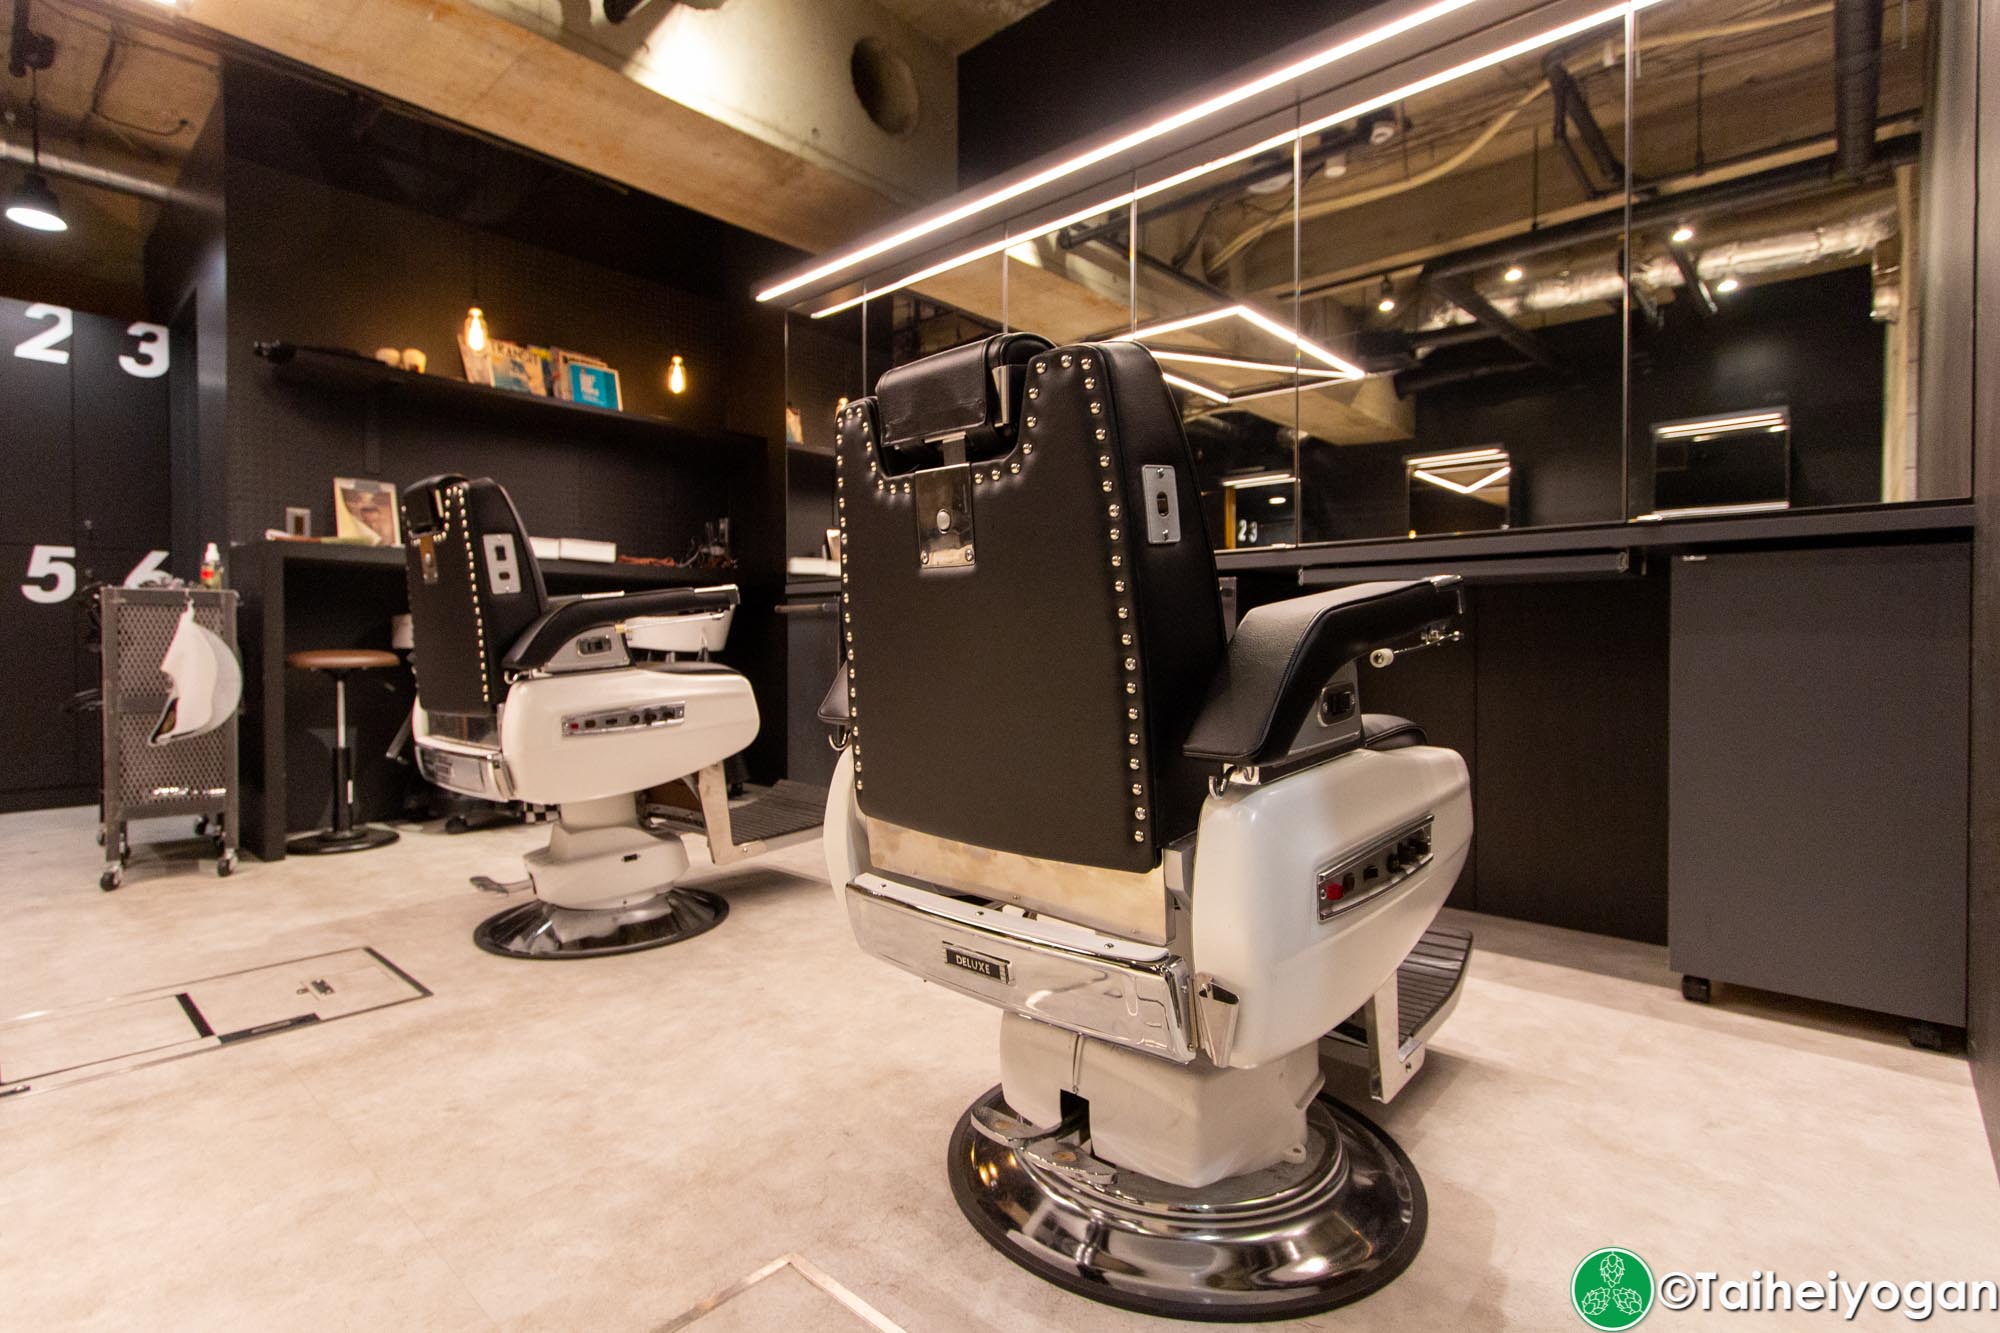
[97,587,240,890]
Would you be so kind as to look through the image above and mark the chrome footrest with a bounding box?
[1322,925,1472,1102]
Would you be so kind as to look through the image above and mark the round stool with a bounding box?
[287,649,402,856]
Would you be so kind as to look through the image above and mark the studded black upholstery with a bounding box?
[836,337,1226,874]
[400,475,549,720]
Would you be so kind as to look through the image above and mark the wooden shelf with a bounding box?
[252,341,761,461]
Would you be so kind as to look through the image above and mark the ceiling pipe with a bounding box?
[0,136,195,208]
[1414,203,1898,333]
[1408,132,1919,293]
[1833,0,1883,179]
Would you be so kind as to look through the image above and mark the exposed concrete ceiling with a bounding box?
[872,0,1056,56]
[0,1,219,315]
[63,0,957,256]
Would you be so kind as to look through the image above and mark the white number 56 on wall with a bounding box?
[21,546,172,604]
[12,303,169,378]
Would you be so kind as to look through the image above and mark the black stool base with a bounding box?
[288,826,401,856]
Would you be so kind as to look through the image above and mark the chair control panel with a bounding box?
[1141,465,1180,544]
[483,534,522,596]
[1315,815,1434,921]
[561,701,685,737]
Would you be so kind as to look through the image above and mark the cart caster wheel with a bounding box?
[95,829,105,847]
[445,815,469,834]
[1908,1021,1946,1052]
[217,852,237,878]
[1681,975,1712,1004]
[194,817,209,836]
[100,868,122,892]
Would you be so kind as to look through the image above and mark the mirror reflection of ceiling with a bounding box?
[858,0,1927,449]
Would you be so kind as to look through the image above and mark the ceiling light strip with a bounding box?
[1653,411,1788,437]
[1408,447,1509,466]
[756,0,1489,303]
[1220,471,1299,488]
[1151,350,1351,378]
[1160,371,1232,403]
[1415,464,1512,494]
[802,0,1662,329]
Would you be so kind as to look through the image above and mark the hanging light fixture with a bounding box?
[1375,276,1397,314]
[5,93,66,233]
[1670,225,1695,244]
[1503,264,1524,283]
[1715,276,1740,294]
[667,355,687,395]
[462,306,488,352]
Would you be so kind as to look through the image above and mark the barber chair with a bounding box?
[820,335,1474,1319]
[400,474,757,959]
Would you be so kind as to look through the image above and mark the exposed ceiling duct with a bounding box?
[1833,0,1883,179]
[1413,203,1898,334]
[0,133,191,206]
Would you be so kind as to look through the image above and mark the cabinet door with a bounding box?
[0,297,76,543]
[1668,543,1969,1024]
[0,542,87,799]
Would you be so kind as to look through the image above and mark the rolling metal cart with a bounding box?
[97,587,240,890]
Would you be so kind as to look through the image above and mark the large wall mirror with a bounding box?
[773,0,1966,565]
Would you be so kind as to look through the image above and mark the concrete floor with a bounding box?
[2,803,1996,1330]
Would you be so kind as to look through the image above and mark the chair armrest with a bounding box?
[1183,577,1462,766]
[502,584,739,672]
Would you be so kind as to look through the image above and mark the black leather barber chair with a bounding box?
[821,335,1474,1319]
[401,474,756,959]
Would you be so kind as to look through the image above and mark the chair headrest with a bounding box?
[875,332,1051,463]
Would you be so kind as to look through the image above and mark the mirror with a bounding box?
[1404,447,1516,535]
[1640,408,1790,520]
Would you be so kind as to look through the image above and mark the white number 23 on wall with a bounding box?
[20,546,172,604]
[12,304,169,378]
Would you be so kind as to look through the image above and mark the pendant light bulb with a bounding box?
[1375,276,1397,315]
[6,95,67,234]
[463,306,487,353]
[668,355,687,395]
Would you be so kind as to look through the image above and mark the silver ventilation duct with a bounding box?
[1414,205,1897,332]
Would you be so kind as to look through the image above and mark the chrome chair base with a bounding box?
[472,887,728,960]
[947,1083,1425,1322]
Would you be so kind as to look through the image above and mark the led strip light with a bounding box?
[793,0,1666,324]
[755,0,1489,304]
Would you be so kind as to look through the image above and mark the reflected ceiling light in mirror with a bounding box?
[1715,276,1741,293]
[1123,305,1366,379]
[1376,277,1398,313]
[1652,411,1785,439]
[1671,225,1695,244]
[1220,471,1299,488]
[1268,494,1290,505]
[1160,371,1231,403]
[756,0,1491,304]
[797,0,1666,324]
[1413,463,1511,495]
[1151,349,1349,379]
[1502,265,1524,282]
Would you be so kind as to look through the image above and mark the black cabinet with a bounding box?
[1668,543,1970,1025]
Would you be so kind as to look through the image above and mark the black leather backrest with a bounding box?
[837,336,1226,873]
[400,475,548,718]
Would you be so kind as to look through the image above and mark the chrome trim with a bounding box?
[415,735,511,802]
[1314,814,1433,921]
[846,871,1195,1062]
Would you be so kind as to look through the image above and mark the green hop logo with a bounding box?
[1570,1247,1654,1329]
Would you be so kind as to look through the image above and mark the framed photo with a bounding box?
[333,477,402,546]
[567,360,622,410]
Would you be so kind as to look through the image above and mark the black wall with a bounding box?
[0,298,173,811]
[957,1,1369,188]
[1301,268,1887,541]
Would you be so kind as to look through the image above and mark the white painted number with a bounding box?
[119,322,169,379]
[14,303,72,365]
[21,545,76,604]
[122,550,170,587]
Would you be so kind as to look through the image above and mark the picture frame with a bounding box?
[333,477,402,546]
